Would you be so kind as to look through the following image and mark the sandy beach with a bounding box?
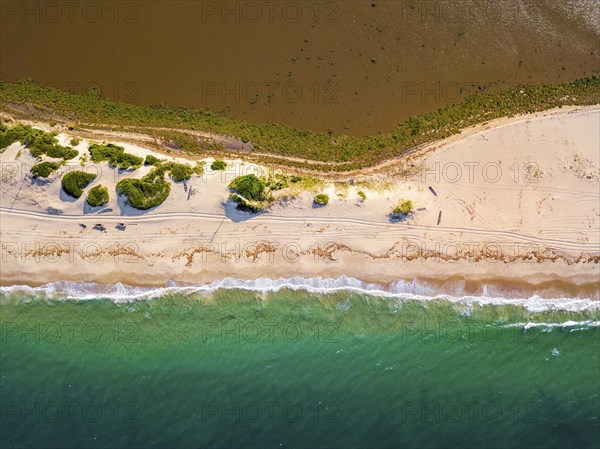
[1,106,598,298]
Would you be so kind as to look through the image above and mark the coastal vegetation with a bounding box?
[31,161,61,178]
[313,193,330,206]
[61,171,96,198]
[210,160,227,170]
[393,200,414,216]
[44,145,78,160]
[144,154,162,166]
[0,123,77,159]
[357,190,367,201]
[116,171,171,210]
[195,161,206,175]
[167,162,194,182]
[228,174,267,212]
[334,183,350,199]
[288,176,324,193]
[229,193,263,214]
[1,77,599,172]
[227,173,334,212]
[87,185,109,207]
[264,174,288,191]
[0,123,10,150]
[89,143,143,169]
[229,174,266,201]
[115,159,200,209]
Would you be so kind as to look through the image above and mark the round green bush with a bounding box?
[228,174,266,201]
[393,199,414,215]
[87,185,109,207]
[169,163,194,182]
[211,160,227,171]
[61,171,97,198]
[313,193,330,205]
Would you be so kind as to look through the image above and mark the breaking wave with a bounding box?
[1,276,599,313]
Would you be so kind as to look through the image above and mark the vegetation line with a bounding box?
[1,77,599,173]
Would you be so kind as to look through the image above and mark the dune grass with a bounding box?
[1,77,599,171]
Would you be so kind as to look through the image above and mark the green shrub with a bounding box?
[46,145,78,159]
[31,161,61,178]
[357,190,367,201]
[0,124,77,159]
[16,126,58,157]
[142,164,168,182]
[0,126,19,150]
[393,199,414,215]
[89,143,143,169]
[290,175,302,183]
[195,161,206,175]
[265,174,288,191]
[117,168,171,209]
[61,171,96,198]
[314,193,330,205]
[87,185,109,207]
[211,160,227,170]
[228,174,266,201]
[70,138,80,146]
[229,193,263,213]
[168,162,194,182]
[144,154,161,166]
[3,77,599,172]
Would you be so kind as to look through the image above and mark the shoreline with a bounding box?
[2,77,599,173]
[2,276,600,304]
[1,107,599,297]
[3,104,598,180]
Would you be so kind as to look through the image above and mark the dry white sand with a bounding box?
[1,106,598,297]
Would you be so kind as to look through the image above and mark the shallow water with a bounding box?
[1,0,598,135]
[1,286,599,448]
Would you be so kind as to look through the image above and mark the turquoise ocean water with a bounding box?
[1,280,599,449]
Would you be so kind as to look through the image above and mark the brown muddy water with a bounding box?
[1,0,598,135]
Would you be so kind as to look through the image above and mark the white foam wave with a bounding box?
[502,320,600,330]
[1,276,599,313]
